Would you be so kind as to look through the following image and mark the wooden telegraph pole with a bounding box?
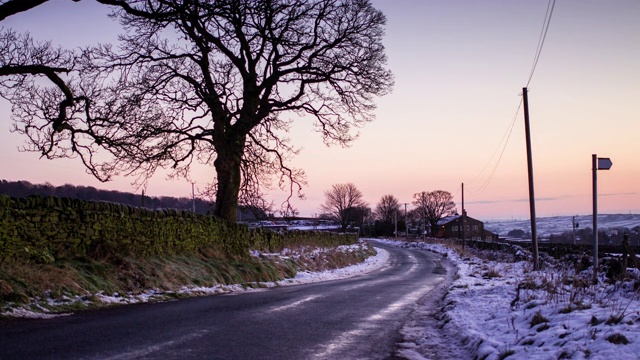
[404,203,408,238]
[522,87,540,270]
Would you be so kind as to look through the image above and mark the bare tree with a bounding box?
[0,0,393,222]
[0,0,136,124]
[374,194,399,224]
[320,183,367,232]
[412,190,457,234]
[0,28,82,132]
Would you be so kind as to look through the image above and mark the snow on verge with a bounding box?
[2,243,389,319]
[378,239,640,360]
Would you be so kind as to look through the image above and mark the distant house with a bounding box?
[436,213,497,241]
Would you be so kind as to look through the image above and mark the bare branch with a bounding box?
[2,0,393,222]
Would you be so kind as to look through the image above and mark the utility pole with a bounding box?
[461,183,466,250]
[404,203,408,238]
[422,208,426,241]
[394,211,398,240]
[572,216,577,245]
[522,87,540,270]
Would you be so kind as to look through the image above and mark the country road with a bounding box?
[0,241,450,360]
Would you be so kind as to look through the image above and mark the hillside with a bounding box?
[485,213,640,238]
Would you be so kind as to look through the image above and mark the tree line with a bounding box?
[319,183,457,236]
[0,179,262,219]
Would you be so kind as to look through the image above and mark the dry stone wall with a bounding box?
[0,195,357,264]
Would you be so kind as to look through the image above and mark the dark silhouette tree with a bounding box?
[412,190,457,234]
[373,194,399,236]
[350,205,372,234]
[320,183,367,232]
[374,194,400,224]
[0,0,393,222]
[0,178,229,215]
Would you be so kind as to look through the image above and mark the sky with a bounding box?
[0,0,639,220]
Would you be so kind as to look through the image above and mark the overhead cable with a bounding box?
[526,0,557,87]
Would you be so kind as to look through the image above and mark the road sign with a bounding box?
[597,157,613,170]
[592,154,614,283]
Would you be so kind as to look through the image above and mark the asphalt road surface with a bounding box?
[0,241,449,360]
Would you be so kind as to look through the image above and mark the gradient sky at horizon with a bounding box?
[1,0,638,220]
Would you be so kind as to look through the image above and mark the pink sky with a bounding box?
[1,0,639,220]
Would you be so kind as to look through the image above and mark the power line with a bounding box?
[469,97,522,187]
[469,1,556,194]
[526,0,557,87]
[474,98,522,195]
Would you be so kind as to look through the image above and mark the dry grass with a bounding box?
[1,242,375,314]
[293,244,376,272]
[483,267,502,279]
[530,311,549,328]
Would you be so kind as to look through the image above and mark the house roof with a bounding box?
[437,215,461,225]
[437,214,483,226]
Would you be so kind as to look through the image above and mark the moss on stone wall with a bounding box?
[0,194,357,264]
[0,194,250,262]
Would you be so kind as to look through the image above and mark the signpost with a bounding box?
[592,154,612,283]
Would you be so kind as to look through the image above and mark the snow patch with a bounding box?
[378,238,640,360]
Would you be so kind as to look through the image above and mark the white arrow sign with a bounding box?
[597,157,613,170]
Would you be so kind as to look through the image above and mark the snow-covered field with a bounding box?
[485,213,640,238]
[379,239,640,360]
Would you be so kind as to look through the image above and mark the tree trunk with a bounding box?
[213,138,244,222]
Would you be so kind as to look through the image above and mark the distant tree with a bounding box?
[353,205,372,231]
[1,0,393,223]
[412,190,457,234]
[0,179,225,214]
[320,183,367,232]
[374,195,400,224]
[407,207,426,234]
[373,194,399,236]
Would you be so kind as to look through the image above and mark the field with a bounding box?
[485,213,640,238]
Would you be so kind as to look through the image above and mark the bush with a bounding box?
[530,311,549,328]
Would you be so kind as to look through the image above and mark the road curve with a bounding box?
[0,241,448,360]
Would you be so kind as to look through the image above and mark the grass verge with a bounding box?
[0,242,376,317]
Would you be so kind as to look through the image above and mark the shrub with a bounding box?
[606,333,629,345]
[497,349,515,360]
[530,311,549,328]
